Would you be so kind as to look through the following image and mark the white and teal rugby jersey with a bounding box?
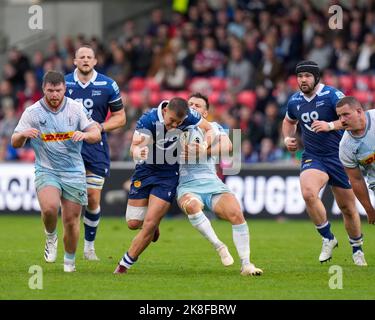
[14,97,95,184]
[339,109,375,190]
[179,122,227,185]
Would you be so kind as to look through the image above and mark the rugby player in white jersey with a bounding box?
[177,93,263,276]
[337,96,375,229]
[11,71,101,272]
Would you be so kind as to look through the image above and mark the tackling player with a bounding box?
[178,93,263,276]
[113,97,216,274]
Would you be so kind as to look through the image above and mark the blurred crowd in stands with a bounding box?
[0,0,374,164]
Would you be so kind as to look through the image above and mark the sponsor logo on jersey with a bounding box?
[291,96,303,101]
[302,163,312,169]
[318,90,330,96]
[335,91,345,99]
[93,81,107,86]
[133,180,142,188]
[41,131,74,142]
[92,90,102,97]
[359,152,375,166]
[316,101,325,107]
[111,82,120,94]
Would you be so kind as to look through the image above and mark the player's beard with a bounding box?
[46,96,63,109]
[77,66,93,76]
[299,82,315,94]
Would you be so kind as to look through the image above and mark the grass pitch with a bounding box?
[0,215,374,300]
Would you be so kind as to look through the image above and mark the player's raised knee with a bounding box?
[125,205,147,228]
[183,197,203,214]
[127,219,142,230]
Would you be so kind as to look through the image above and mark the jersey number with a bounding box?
[301,111,319,132]
[75,98,94,116]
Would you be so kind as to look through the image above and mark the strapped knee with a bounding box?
[126,205,147,222]
[181,197,203,214]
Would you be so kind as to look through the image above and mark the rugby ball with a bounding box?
[180,127,204,145]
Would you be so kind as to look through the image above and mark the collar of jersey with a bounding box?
[157,100,169,123]
[40,97,67,114]
[300,83,324,102]
[73,68,98,89]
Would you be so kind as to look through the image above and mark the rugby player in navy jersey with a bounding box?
[65,46,126,261]
[282,60,366,266]
[114,97,216,274]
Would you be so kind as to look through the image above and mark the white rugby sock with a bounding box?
[188,211,223,249]
[64,252,75,265]
[232,222,250,266]
[45,229,57,239]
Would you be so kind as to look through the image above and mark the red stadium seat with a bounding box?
[323,74,335,86]
[209,90,222,105]
[189,77,211,94]
[176,90,190,100]
[145,77,160,91]
[128,91,142,108]
[339,75,355,92]
[149,91,161,105]
[160,91,176,101]
[352,90,372,104]
[237,90,256,109]
[128,77,145,91]
[287,75,298,90]
[209,77,227,91]
[371,76,375,90]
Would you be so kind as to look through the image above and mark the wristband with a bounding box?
[328,122,335,131]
